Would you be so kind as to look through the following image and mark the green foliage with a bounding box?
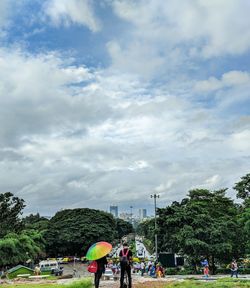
[0,230,45,266]
[140,189,245,273]
[22,213,49,232]
[137,219,154,237]
[0,278,93,288]
[234,173,250,200]
[0,192,25,238]
[116,218,134,239]
[45,208,118,256]
[66,278,92,288]
[238,199,250,253]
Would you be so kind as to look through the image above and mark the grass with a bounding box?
[133,278,250,288]
[1,278,92,288]
[1,278,250,288]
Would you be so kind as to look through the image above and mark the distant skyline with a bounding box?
[0,0,249,216]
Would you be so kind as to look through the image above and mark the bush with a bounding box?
[66,278,92,288]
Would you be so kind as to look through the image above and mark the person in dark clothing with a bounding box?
[95,256,107,288]
[119,242,133,288]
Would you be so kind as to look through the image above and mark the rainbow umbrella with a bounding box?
[86,241,112,260]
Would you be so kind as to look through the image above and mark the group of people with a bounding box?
[134,261,164,278]
[94,242,132,288]
[94,246,241,287]
[94,242,166,288]
[201,258,239,279]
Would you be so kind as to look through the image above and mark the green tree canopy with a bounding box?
[0,192,25,238]
[234,173,250,200]
[155,189,244,272]
[45,208,118,256]
[0,230,45,266]
[22,213,49,232]
[115,218,134,239]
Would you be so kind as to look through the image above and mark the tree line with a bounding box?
[0,193,133,267]
[137,173,250,273]
[1,173,249,270]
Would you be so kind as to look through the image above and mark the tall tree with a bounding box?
[22,213,49,232]
[45,208,118,256]
[116,218,134,239]
[156,189,244,273]
[0,230,45,266]
[234,173,250,200]
[0,192,25,238]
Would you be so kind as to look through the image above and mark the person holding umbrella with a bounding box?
[94,256,108,288]
[86,241,112,288]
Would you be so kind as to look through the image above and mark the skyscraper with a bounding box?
[110,205,118,218]
[139,208,147,220]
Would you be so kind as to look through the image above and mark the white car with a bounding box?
[103,268,114,280]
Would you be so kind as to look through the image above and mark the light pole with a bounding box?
[151,194,160,262]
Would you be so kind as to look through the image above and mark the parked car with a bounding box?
[39,260,59,272]
[103,268,114,280]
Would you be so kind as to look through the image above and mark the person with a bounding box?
[119,242,132,288]
[94,256,107,288]
[34,265,41,276]
[230,259,238,278]
[140,261,145,276]
[149,262,156,278]
[156,263,164,278]
[203,265,209,278]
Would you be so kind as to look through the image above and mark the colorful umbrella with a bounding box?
[86,241,112,260]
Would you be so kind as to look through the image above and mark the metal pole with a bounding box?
[151,194,159,262]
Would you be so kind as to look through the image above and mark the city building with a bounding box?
[110,205,118,218]
[139,208,147,220]
[119,212,131,222]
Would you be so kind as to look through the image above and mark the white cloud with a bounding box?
[44,0,101,32]
[108,0,250,76]
[194,70,250,92]
[0,46,249,215]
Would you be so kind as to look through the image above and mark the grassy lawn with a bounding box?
[1,278,250,288]
[171,279,250,288]
[1,278,92,288]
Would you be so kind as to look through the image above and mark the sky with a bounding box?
[0,0,249,217]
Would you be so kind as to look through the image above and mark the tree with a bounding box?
[238,198,250,253]
[155,189,244,273]
[116,218,134,239]
[234,173,250,200]
[0,192,25,238]
[0,230,45,266]
[22,213,49,232]
[45,208,118,256]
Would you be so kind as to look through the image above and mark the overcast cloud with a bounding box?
[0,0,249,216]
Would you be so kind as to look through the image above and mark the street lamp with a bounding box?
[151,194,160,262]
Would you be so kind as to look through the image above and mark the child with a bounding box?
[204,265,209,278]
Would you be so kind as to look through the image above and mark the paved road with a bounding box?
[135,239,151,258]
[111,237,151,258]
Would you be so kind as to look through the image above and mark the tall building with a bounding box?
[110,205,118,218]
[139,208,147,220]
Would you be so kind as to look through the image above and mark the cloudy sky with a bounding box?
[0,0,249,217]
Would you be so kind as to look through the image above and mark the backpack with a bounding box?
[121,249,129,265]
[87,261,98,273]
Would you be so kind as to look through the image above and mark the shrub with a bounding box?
[66,278,92,288]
